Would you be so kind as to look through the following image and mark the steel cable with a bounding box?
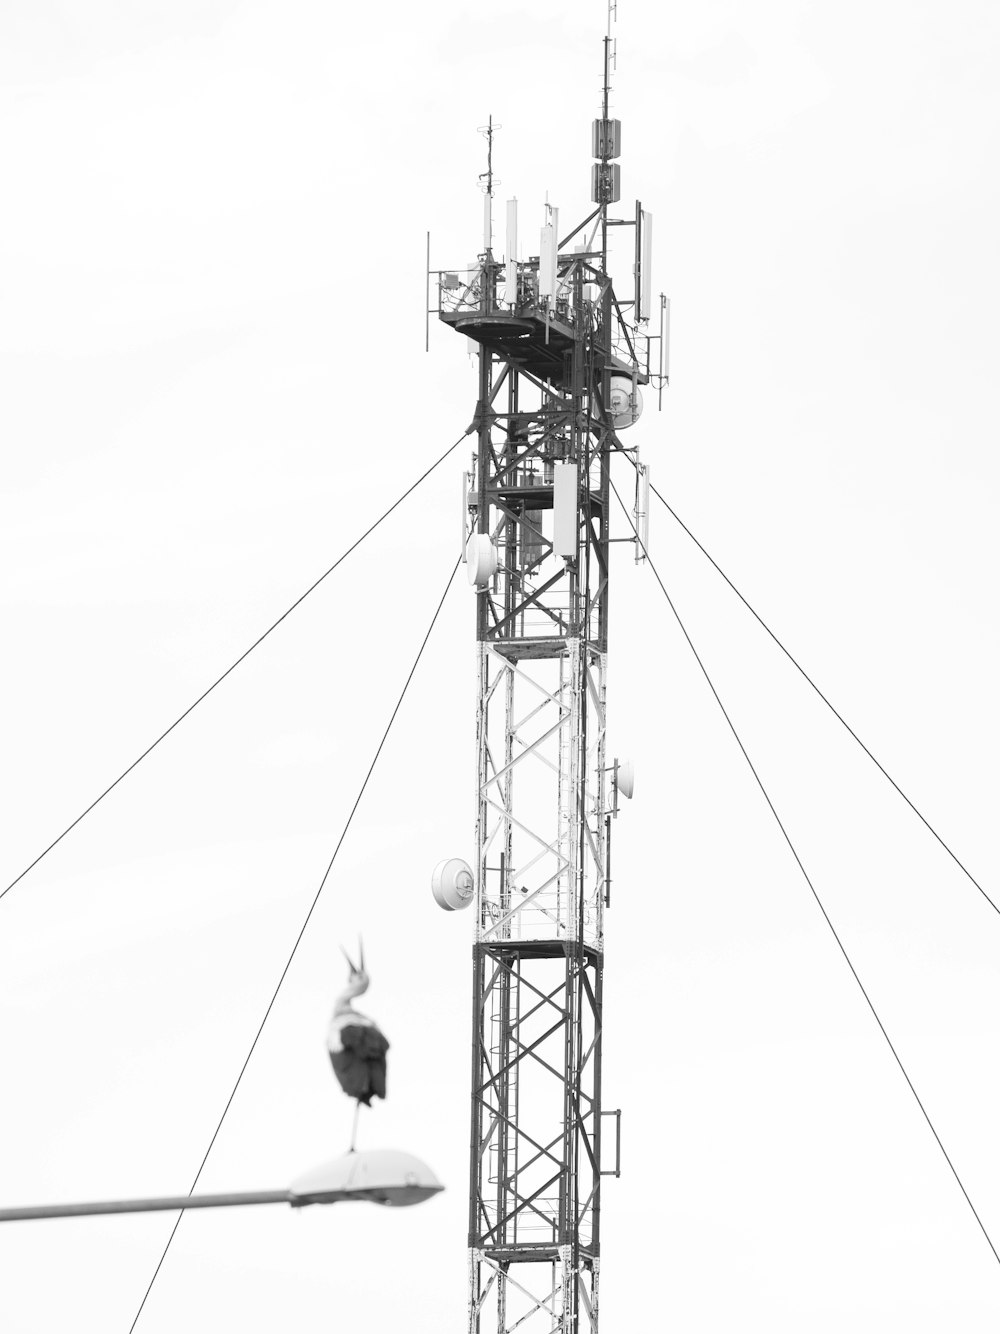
[1,431,469,905]
[127,550,462,1331]
[609,473,1000,1272]
[639,468,1000,921]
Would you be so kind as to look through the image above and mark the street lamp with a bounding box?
[0,1148,443,1223]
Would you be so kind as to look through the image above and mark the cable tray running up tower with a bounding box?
[430,21,666,1334]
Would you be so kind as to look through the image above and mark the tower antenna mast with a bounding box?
[479,114,500,256]
[430,8,661,1329]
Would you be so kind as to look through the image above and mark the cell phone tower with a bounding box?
[429,15,667,1334]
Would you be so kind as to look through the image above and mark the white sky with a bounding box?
[1,1,999,1329]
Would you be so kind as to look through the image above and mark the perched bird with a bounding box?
[326,941,389,1113]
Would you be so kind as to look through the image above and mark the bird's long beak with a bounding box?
[340,944,359,975]
[358,936,365,973]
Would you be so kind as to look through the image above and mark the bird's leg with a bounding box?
[349,1099,361,1154]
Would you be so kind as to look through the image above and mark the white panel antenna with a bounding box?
[504,199,518,306]
[552,461,577,557]
[539,206,558,300]
[640,211,653,321]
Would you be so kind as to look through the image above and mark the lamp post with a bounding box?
[0,1148,443,1224]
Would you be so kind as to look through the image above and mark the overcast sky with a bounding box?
[2,1,999,1330]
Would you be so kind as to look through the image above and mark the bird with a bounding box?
[326,940,389,1148]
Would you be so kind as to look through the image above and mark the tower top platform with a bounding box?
[434,253,650,391]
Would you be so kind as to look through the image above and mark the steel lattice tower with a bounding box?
[431,36,661,1334]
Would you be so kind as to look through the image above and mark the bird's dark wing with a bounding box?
[342,1024,389,1061]
[330,1023,389,1105]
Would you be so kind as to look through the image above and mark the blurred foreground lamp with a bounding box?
[0,1149,443,1224]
